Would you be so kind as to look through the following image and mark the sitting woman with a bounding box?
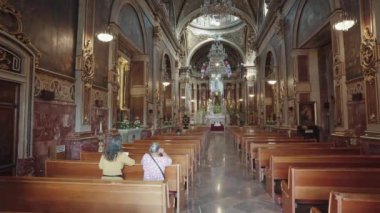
[141,142,172,181]
[99,135,135,180]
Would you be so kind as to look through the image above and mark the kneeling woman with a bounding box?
[99,135,135,180]
[141,142,172,181]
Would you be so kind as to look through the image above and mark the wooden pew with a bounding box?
[150,135,205,144]
[231,130,285,152]
[327,191,380,213]
[0,176,171,213]
[266,155,380,198]
[45,160,183,213]
[242,136,311,162]
[123,146,196,177]
[124,140,199,165]
[80,151,190,192]
[123,146,195,184]
[134,139,201,162]
[150,135,206,152]
[249,142,333,171]
[281,167,380,213]
[255,147,361,181]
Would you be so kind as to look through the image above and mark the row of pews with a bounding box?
[0,127,209,213]
[227,126,380,213]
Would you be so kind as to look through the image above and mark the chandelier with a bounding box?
[333,10,356,31]
[201,39,232,79]
[200,0,234,15]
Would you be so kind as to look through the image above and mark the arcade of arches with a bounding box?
[1,0,380,212]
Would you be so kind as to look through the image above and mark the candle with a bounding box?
[99,121,103,133]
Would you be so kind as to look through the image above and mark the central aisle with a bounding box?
[184,132,282,213]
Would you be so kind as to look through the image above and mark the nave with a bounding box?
[184,132,281,213]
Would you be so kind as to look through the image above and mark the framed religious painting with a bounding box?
[298,102,316,126]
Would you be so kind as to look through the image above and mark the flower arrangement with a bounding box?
[118,118,130,129]
[133,117,141,128]
[163,120,172,126]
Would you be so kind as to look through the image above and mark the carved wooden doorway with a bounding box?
[0,80,19,175]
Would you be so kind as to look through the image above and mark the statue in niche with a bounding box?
[116,57,130,111]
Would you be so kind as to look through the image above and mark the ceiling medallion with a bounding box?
[200,0,235,15]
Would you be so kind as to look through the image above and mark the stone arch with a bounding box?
[292,0,332,48]
[110,0,147,53]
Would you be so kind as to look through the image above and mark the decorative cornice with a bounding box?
[0,0,40,66]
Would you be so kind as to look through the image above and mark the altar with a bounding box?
[205,114,225,125]
[118,128,143,144]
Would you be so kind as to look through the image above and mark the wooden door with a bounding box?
[0,80,19,175]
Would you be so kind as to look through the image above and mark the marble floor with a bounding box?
[183,132,282,213]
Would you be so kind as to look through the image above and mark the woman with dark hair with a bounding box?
[141,142,172,181]
[99,135,135,180]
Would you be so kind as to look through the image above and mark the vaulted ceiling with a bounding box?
[168,0,260,79]
[172,0,259,35]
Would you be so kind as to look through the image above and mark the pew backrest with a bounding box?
[45,160,181,192]
[0,177,169,213]
[329,191,380,213]
[267,155,380,197]
[257,147,361,170]
[281,167,380,213]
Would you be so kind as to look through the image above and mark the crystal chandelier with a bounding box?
[201,39,232,78]
[200,0,234,15]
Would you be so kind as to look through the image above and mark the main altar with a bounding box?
[205,89,226,126]
[202,39,230,131]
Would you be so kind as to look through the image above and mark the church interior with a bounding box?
[1,0,380,212]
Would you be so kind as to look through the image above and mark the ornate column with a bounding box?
[74,0,94,133]
[66,0,98,160]
[107,25,119,128]
[152,25,163,129]
[359,0,380,153]
[330,12,349,134]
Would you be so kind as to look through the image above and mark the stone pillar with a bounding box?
[130,55,149,126]
[152,26,163,129]
[74,0,94,133]
[330,11,350,132]
[66,0,98,161]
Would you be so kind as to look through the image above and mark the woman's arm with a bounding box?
[98,155,104,169]
[121,152,136,166]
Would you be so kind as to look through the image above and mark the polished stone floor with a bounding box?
[183,132,282,213]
